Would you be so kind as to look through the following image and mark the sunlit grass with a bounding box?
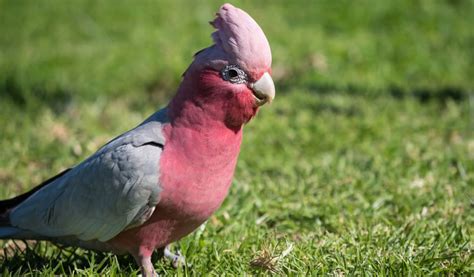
[0,0,472,275]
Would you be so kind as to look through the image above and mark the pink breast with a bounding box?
[108,177,232,254]
[108,130,240,254]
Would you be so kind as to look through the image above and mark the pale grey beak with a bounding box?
[250,72,275,106]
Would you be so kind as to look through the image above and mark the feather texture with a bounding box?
[210,3,271,76]
[9,110,168,242]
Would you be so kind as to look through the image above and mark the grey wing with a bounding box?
[9,113,168,242]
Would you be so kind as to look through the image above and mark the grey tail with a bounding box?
[0,226,44,240]
[0,168,71,218]
[0,168,71,233]
[0,226,26,238]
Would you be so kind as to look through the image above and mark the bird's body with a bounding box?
[0,3,274,275]
[108,100,244,258]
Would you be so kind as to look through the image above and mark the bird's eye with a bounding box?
[228,69,239,78]
[221,65,247,84]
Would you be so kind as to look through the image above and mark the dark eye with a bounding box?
[221,65,247,84]
[228,69,238,78]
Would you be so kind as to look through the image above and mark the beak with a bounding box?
[250,72,275,106]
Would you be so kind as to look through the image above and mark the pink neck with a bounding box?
[166,77,244,166]
[158,81,244,218]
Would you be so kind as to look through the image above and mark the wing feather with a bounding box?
[9,110,168,242]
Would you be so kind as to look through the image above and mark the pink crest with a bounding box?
[210,3,272,76]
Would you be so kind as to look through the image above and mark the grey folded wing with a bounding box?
[9,119,166,242]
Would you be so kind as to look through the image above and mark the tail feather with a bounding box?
[0,227,42,240]
[0,169,72,242]
[0,168,71,215]
[0,227,22,238]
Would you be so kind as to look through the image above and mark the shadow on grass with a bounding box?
[0,75,73,114]
[388,86,468,103]
[278,80,469,104]
[0,241,166,275]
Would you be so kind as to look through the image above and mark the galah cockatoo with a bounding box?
[0,3,274,276]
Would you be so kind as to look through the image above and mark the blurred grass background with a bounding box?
[0,0,473,275]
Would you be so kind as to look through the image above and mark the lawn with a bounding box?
[0,0,472,275]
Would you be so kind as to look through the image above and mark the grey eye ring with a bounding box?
[221,65,247,84]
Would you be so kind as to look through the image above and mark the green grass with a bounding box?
[0,0,472,275]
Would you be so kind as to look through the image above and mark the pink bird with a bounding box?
[0,3,274,276]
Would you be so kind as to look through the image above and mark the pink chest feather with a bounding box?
[109,122,242,253]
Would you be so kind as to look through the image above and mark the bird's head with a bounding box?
[170,3,274,130]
